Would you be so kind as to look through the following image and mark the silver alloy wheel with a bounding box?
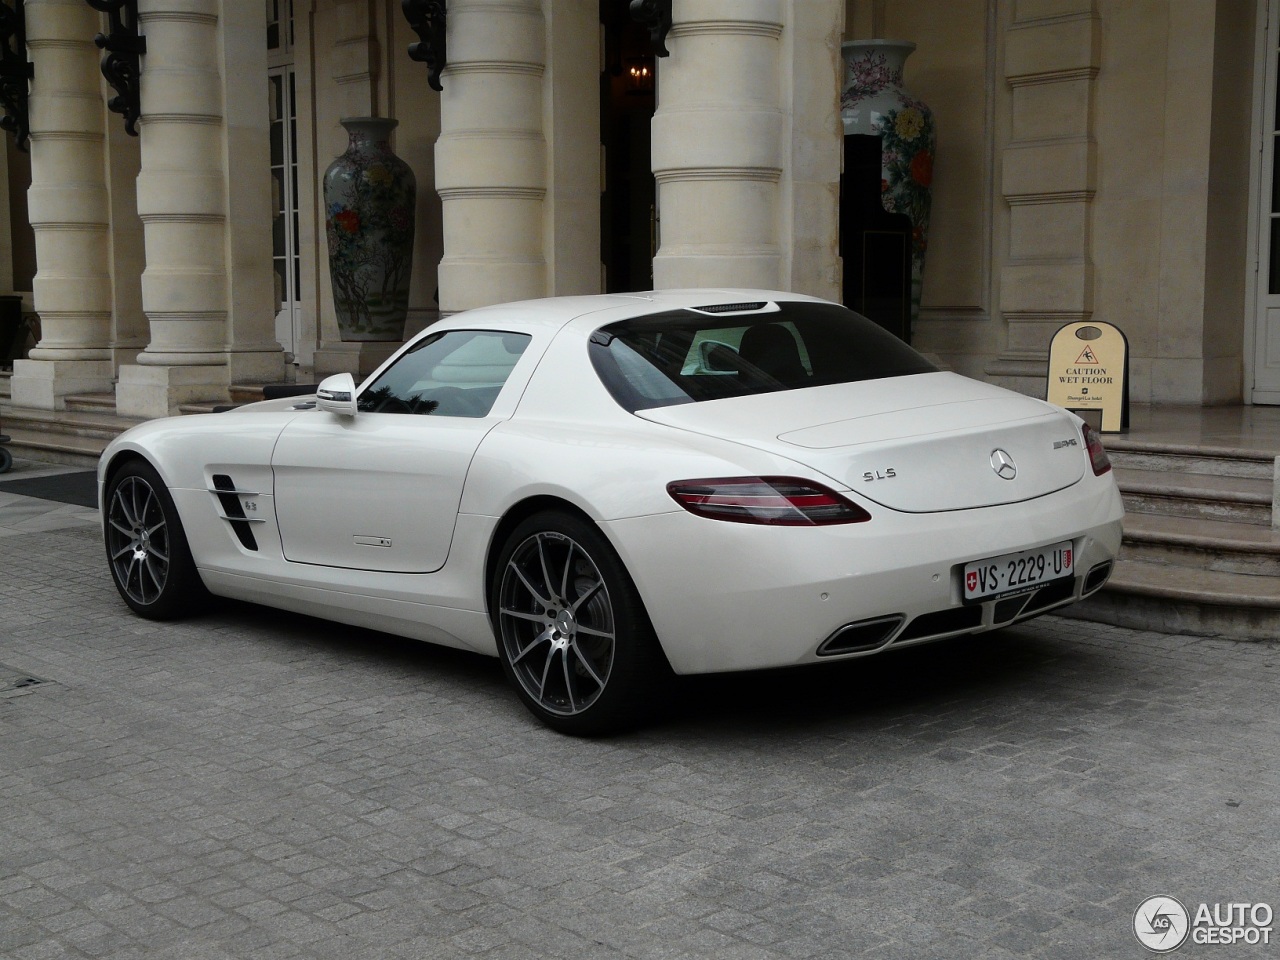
[106,475,171,606]
[497,531,616,717]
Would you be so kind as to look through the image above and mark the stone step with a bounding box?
[1065,557,1280,639]
[0,369,10,400]
[1113,466,1273,526]
[65,384,280,418]
[1105,437,1275,480]
[230,383,267,404]
[0,403,141,466]
[64,392,118,413]
[1069,436,1280,639]
[1118,512,1280,576]
[0,424,107,467]
[1,404,139,439]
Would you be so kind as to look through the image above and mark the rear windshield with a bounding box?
[588,301,937,412]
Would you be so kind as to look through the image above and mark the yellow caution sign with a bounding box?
[1046,321,1128,433]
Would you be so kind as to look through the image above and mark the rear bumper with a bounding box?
[603,477,1124,674]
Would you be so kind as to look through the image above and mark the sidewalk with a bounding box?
[0,458,99,537]
[1,459,1278,958]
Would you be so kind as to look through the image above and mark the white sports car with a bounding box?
[100,290,1124,734]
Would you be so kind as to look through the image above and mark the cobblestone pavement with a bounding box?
[1,484,1277,959]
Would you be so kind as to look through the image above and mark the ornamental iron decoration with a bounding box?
[629,0,671,57]
[0,0,32,151]
[86,0,145,136]
[402,0,445,92]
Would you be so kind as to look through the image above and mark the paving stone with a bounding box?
[1,520,1278,956]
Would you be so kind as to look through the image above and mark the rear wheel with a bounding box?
[104,459,206,619]
[493,511,666,735]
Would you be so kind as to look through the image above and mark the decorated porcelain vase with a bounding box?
[840,40,934,326]
[323,118,417,342]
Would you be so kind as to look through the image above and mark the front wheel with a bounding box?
[492,511,667,736]
[104,459,207,619]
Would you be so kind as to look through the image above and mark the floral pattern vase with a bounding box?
[840,40,934,330]
[323,118,416,341]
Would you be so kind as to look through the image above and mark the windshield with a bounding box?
[588,301,937,412]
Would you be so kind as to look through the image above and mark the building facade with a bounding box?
[0,0,1271,418]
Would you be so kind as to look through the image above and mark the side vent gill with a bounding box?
[211,474,260,551]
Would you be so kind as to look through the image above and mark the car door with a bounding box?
[271,329,531,573]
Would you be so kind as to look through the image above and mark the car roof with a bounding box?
[439,289,832,336]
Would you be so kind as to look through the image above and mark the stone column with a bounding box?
[220,0,285,386]
[104,115,147,370]
[10,0,114,410]
[651,0,785,289]
[545,0,601,296]
[435,0,547,312]
[783,0,842,301]
[986,1,1099,397]
[116,0,280,418]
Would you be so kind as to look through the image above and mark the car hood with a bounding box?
[634,372,1088,513]
[226,395,318,414]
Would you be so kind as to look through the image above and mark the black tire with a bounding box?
[104,459,207,619]
[0,445,11,474]
[491,510,668,736]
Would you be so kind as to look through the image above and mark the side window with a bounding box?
[357,330,531,417]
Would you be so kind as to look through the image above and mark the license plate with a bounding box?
[962,540,1074,603]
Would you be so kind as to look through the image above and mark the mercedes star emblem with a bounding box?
[991,449,1017,480]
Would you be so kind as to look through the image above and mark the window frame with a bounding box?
[356,328,533,418]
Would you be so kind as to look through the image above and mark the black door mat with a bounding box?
[0,471,98,508]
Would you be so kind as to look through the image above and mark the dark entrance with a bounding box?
[840,134,913,343]
[600,2,657,293]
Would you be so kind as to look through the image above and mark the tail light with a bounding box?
[1082,422,1111,475]
[666,476,871,525]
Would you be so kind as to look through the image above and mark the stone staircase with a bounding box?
[1066,437,1280,639]
[0,376,272,467]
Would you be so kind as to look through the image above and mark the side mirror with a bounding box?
[315,373,357,417]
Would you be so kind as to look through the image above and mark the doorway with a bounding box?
[600,2,657,293]
[840,134,913,343]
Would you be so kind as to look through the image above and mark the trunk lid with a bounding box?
[636,372,1087,513]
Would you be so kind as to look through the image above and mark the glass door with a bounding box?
[1253,0,1280,402]
[267,0,301,365]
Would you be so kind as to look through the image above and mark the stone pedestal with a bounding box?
[228,346,292,386]
[115,364,230,419]
[9,359,114,410]
[313,341,400,381]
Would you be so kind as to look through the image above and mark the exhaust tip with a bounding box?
[1083,561,1113,595]
[817,615,905,656]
